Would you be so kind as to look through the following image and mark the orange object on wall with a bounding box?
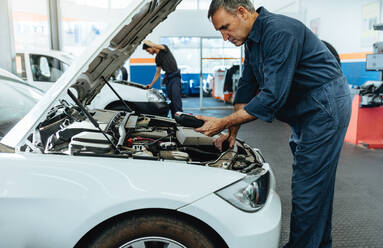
[345,95,383,149]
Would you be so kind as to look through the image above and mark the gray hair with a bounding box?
[208,0,256,19]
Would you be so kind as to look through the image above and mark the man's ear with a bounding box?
[237,6,248,20]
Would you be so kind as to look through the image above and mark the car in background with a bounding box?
[15,49,74,90]
[0,1,281,247]
[0,68,42,139]
[15,49,169,116]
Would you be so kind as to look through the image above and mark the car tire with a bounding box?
[87,214,216,248]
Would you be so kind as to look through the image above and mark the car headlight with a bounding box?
[157,90,167,101]
[146,91,161,102]
[215,169,269,212]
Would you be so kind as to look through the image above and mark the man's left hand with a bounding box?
[195,115,227,137]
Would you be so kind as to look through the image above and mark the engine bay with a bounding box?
[22,100,265,174]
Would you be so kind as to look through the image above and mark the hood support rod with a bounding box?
[67,89,120,154]
[101,77,135,113]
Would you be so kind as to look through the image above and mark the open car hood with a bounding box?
[1,0,181,148]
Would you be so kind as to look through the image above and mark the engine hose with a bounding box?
[134,137,156,142]
[147,134,172,146]
[180,147,219,156]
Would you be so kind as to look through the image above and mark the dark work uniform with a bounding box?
[155,45,183,117]
[234,7,352,248]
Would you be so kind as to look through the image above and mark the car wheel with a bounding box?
[88,214,216,248]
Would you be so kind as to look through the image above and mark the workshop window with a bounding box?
[60,0,110,56]
[11,0,49,51]
[202,37,241,76]
[161,37,201,74]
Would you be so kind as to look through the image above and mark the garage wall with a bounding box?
[300,0,383,53]
[299,0,383,85]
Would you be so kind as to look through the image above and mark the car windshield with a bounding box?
[0,80,41,139]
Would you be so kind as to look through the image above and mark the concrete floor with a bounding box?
[183,96,383,247]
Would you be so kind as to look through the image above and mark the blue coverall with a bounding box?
[234,7,352,247]
[163,70,183,118]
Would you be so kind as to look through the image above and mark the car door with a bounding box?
[27,53,69,91]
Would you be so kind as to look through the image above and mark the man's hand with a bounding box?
[143,40,154,47]
[194,115,227,137]
[214,131,237,151]
[145,84,152,89]
[214,133,229,151]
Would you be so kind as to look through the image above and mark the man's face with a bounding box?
[211,7,250,46]
[145,47,155,55]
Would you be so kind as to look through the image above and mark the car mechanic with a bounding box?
[142,39,183,117]
[194,1,352,247]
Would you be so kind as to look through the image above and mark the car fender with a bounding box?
[0,153,244,248]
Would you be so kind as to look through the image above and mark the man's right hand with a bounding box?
[214,123,241,151]
[214,132,236,151]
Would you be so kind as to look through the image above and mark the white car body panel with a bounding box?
[0,67,29,84]
[0,152,245,248]
[0,68,43,101]
[91,81,160,109]
[179,163,281,248]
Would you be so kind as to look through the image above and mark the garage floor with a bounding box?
[183,96,383,248]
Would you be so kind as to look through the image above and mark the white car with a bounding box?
[0,68,43,139]
[15,49,169,116]
[0,1,281,248]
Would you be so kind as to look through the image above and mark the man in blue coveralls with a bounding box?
[143,40,183,117]
[195,1,352,247]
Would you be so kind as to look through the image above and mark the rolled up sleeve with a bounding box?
[233,45,258,105]
[244,31,300,122]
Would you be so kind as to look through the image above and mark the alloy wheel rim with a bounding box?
[119,236,188,248]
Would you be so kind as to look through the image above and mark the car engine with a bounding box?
[23,100,265,174]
